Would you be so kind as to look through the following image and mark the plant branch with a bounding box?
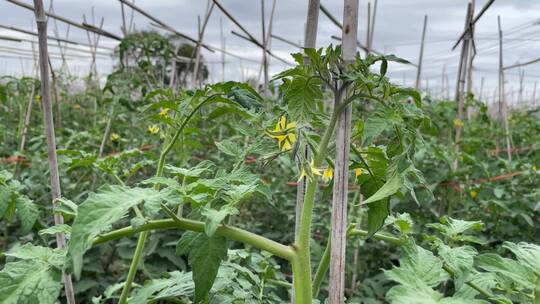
[92,218,295,261]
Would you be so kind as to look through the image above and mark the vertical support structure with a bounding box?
[260,0,269,96]
[533,81,537,108]
[32,1,76,303]
[366,1,371,54]
[498,16,512,163]
[415,14,428,90]
[368,0,377,54]
[192,0,215,88]
[518,69,524,105]
[329,0,358,302]
[220,18,226,82]
[453,2,473,170]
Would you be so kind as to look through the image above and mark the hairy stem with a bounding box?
[293,107,341,304]
[93,218,295,261]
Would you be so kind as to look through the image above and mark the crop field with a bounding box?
[0,0,539,303]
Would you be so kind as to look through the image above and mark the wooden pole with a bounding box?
[220,18,226,82]
[533,81,537,108]
[369,0,377,51]
[192,1,215,88]
[479,76,485,102]
[366,1,371,55]
[498,16,512,163]
[32,1,76,303]
[518,69,524,105]
[415,15,428,90]
[260,0,269,96]
[453,2,473,170]
[329,0,358,302]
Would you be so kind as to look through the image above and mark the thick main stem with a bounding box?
[32,1,76,303]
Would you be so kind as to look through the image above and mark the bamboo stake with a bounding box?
[256,0,277,91]
[415,15,428,90]
[329,0,358,302]
[192,1,215,88]
[366,1,371,55]
[230,30,292,65]
[453,2,473,171]
[498,16,512,163]
[368,0,377,51]
[533,81,537,108]
[260,0,269,96]
[220,18,226,82]
[518,69,524,105]
[32,1,76,303]
[479,76,485,102]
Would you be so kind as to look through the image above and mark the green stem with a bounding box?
[293,108,341,304]
[93,218,295,261]
[118,230,148,304]
[312,228,406,296]
[119,94,219,302]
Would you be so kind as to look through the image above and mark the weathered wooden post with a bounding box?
[329,0,358,302]
[498,15,512,163]
[415,14,428,90]
[33,1,76,303]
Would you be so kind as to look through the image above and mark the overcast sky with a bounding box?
[1,0,539,106]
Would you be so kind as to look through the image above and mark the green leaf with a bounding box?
[215,139,244,158]
[68,185,165,278]
[386,242,447,288]
[283,76,323,122]
[503,242,540,276]
[131,271,194,304]
[176,232,228,303]
[16,196,38,234]
[475,253,536,290]
[437,245,477,290]
[201,206,239,237]
[367,199,389,238]
[363,171,402,204]
[0,245,64,304]
[38,224,72,238]
[5,244,65,268]
[427,217,484,243]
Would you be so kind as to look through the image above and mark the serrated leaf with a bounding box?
[475,253,536,290]
[503,242,540,276]
[437,245,477,290]
[16,196,38,234]
[176,232,228,303]
[131,271,194,304]
[201,206,239,237]
[0,259,62,304]
[68,185,165,278]
[283,76,323,122]
[39,224,72,238]
[6,244,65,268]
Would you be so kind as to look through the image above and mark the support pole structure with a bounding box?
[415,15,428,90]
[329,0,358,302]
[32,1,76,303]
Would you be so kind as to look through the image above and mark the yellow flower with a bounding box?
[533,165,538,171]
[159,108,169,117]
[322,167,333,182]
[310,160,322,176]
[354,168,363,177]
[470,190,478,199]
[267,115,297,151]
[148,125,160,134]
[110,133,120,141]
[297,167,307,182]
[73,104,81,109]
[453,118,464,127]
[35,95,41,102]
